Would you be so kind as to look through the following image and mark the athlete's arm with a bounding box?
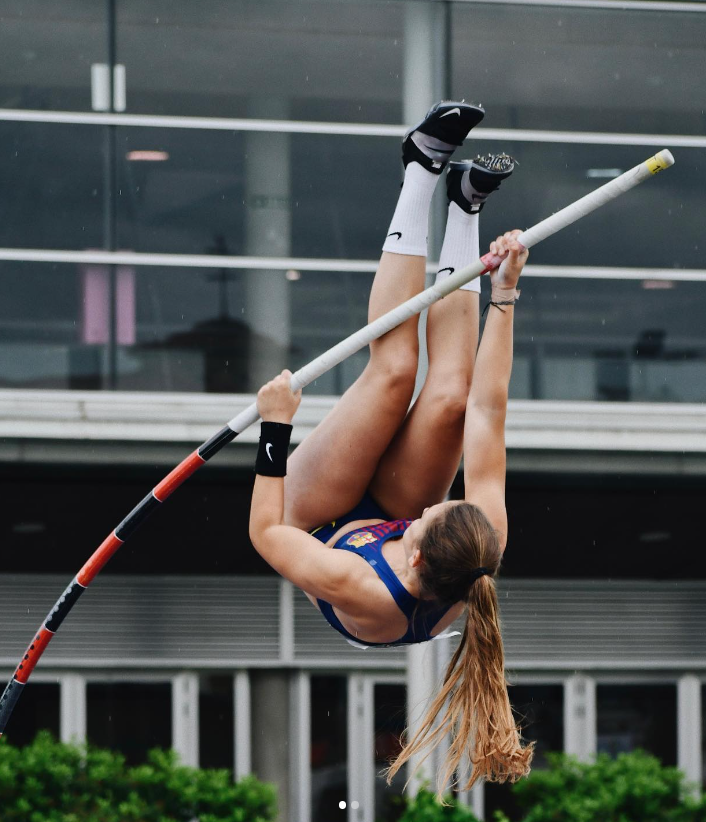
[463,231,528,548]
[248,372,362,606]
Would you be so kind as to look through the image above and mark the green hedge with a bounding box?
[0,731,276,822]
[496,750,706,822]
[390,751,706,822]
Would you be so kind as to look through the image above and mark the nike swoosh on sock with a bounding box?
[387,232,402,239]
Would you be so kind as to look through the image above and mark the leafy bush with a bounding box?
[495,750,706,822]
[389,786,481,822]
[0,731,276,822]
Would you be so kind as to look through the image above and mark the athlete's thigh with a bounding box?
[284,366,414,530]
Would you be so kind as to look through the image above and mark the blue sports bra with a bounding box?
[315,519,455,648]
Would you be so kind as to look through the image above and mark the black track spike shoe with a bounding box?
[402,100,485,175]
[446,153,515,213]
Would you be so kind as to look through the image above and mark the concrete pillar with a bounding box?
[172,673,199,767]
[406,639,449,794]
[289,671,311,822]
[245,96,291,391]
[60,674,86,743]
[234,670,252,780]
[564,674,596,762]
[347,675,375,822]
[251,671,291,822]
[677,674,701,794]
[403,1,448,396]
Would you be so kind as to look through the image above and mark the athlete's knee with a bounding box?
[368,348,418,394]
[423,379,470,425]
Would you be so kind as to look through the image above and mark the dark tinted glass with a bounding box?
[452,4,706,135]
[116,0,404,122]
[311,675,347,822]
[473,143,700,271]
[115,128,400,260]
[2,682,60,746]
[199,675,234,770]
[597,684,676,765]
[485,684,564,819]
[87,681,172,764]
[508,278,706,402]
[114,266,371,394]
[0,1,107,111]
[0,261,110,390]
[0,122,104,250]
[374,683,406,822]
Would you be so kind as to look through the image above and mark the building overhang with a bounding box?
[1,389,705,475]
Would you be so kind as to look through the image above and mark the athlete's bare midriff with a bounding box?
[304,517,464,643]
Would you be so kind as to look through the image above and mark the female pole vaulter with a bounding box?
[249,101,533,791]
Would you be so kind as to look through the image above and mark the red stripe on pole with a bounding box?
[77,532,124,586]
[153,450,205,502]
[14,628,53,684]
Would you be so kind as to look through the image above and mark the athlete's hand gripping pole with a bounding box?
[0,149,674,736]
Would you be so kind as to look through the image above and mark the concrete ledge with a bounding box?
[1,390,705,471]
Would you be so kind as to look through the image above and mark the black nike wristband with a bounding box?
[255,422,293,477]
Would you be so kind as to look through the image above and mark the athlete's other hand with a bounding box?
[488,230,528,289]
[257,369,302,424]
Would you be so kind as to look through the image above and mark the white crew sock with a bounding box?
[382,162,439,257]
[434,202,481,294]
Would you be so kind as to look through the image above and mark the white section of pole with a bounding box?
[226,151,674,434]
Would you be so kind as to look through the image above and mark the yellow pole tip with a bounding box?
[646,150,675,174]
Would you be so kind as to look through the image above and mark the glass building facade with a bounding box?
[1,2,706,822]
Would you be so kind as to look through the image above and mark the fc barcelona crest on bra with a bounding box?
[346,532,377,548]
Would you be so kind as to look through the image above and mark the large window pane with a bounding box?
[452,4,706,136]
[115,128,399,260]
[87,681,172,764]
[2,682,60,747]
[0,261,110,390]
[114,266,371,394]
[485,684,563,822]
[116,0,404,122]
[199,675,234,770]
[509,278,706,402]
[374,683,406,822]
[0,1,106,111]
[473,143,701,271]
[597,684,676,765]
[0,123,104,250]
[311,675,347,822]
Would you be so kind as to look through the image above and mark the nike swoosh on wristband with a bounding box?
[387,231,402,239]
[266,443,273,461]
[437,267,455,276]
[440,107,461,118]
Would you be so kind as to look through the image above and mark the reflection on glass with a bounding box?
[0,262,109,390]
[596,684,676,765]
[115,267,372,394]
[0,123,104,250]
[311,675,347,822]
[0,2,106,111]
[117,0,403,121]
[199,676,234,771]
[115,127,400,261]
[87,682,172,765]
[508,279,706,403]
[484,684,563,822]
[374,683,406,822]
[472,143,702,271]
[452,4,706,136]
[4,682,60,747]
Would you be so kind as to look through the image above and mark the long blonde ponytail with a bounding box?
[386,504,533,796]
